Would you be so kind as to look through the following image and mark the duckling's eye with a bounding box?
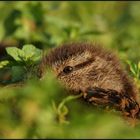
[63,66,73,74]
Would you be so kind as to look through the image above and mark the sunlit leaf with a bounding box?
[138,62,140,70]
[0,60,9,69]
[22,44,42,62]
[6,47,23,61]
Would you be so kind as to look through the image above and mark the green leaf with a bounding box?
[6,47,23,61]
[80,30,105,36]
[127,60,140,80]
[11,66,25,82]
[22,44,42,62]
[60,105,68,116]
[22,44,36,61]
[138,62,140,70]
[4,9,21,36]
[0,60,9,69]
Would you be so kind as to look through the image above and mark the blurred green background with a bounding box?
[0,1,140,139]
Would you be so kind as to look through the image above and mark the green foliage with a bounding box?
[0,60,9,69]
[127,61,140,87]
[0,1,140,139]
[6,44,42,63]
[0,44,42,83]
[0,72,140,139]
[6,47,23,61]
[127,61,140,80]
